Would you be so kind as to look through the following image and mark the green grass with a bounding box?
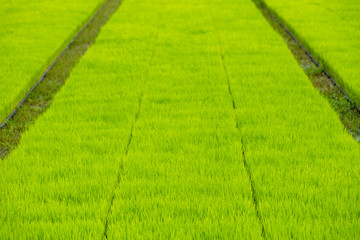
[261,0,360,106]
[1,0,359,238]
[0,0,106,123]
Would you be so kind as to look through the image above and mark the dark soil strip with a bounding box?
[0,0,124,159]
[220,53,267,239]
[253,0,360,142]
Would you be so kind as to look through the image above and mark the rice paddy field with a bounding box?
[0,0,359,239]
[263,0,360,106]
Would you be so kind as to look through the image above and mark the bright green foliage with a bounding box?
[263,0,360,105]
[0,0,106,122]
[1,0,360,239]
[210,0,360,238]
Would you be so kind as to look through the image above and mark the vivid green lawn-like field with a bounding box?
[263,0,360,105]
[1,0,359,239]
[0,0,105,122]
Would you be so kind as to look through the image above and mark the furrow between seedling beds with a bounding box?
[253,0,360,114]
[0,0,124,159]
[0,0,108,124]
[259,0,360,107]
[251,0,360,141]
[0,0,113,130]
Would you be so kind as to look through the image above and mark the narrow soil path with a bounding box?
[0,0,124,159]
[253,0,360,142]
